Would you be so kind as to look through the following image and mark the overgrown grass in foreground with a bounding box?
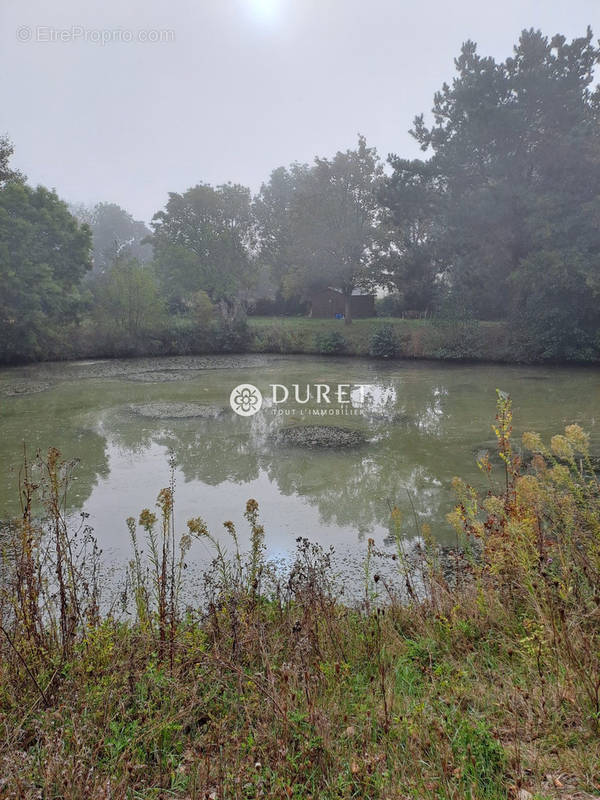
[1,395,600,799]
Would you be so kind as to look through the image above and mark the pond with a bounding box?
[0,355,598,577]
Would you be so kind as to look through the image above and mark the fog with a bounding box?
[1,0,596,222]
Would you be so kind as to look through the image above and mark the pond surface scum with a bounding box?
[0,354,598,576]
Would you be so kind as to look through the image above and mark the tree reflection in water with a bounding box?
[1,356,598,562]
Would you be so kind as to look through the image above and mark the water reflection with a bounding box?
[97,378,452,541]
[0,356,598,565]
[0,426,110,512]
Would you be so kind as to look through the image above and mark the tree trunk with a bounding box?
[344,291,352,325]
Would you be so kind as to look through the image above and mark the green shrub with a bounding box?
[251,324,295,353]
[209,312,250,352]
[376,293,405,317]
[315,330,347,354]
[430,303,482,359]
[369,324,399,358]
[188,290,215,328]
[159,316,202,354]
[509,306,599,362]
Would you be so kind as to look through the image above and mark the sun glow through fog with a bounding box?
[249,0,280,22]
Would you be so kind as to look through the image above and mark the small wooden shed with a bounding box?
[308,288,375,319]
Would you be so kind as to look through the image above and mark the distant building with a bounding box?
[308,287,375,319]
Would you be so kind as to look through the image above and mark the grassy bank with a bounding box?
[248,316,511,361]
[1,397,600,798]
[3,314,598,366]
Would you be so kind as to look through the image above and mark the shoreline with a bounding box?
[1,317,599,368]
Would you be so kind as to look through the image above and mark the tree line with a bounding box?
[1,27,599,362]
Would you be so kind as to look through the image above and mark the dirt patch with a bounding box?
[1,381,51,397]
[126,371,199,383]
[128,403,225,420]
[271,425,366,449]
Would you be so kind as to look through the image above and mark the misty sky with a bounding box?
[1,0,597,223]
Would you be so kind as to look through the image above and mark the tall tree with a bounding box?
[0,182,92,361]
[151,183,254,309]
[384,28,600,353]
[254,163,309,299]
[70,202,153,275]
[0,135,25,187]
[258,137,385,324]
[92,254,165,338]
[378,158,443,310]
[382,29,600,355]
